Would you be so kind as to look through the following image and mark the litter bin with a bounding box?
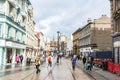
[102,61,108,70]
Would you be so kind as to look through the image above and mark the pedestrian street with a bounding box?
[0,57,92,80]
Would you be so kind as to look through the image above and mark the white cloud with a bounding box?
[30,0,110,39]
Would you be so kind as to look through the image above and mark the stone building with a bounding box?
[72,28,81,55]
[110,0,120,63]
[66,35,73,55]
[79,15,112,56]
[0,0,36,65]
[59,35,67,53]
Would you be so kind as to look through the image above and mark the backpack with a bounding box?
[48,56,51,62]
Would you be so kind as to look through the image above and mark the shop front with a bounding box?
[113,34,120,63]
[0,40,6,65]
[80,47,93,57]
[4,41,26,65]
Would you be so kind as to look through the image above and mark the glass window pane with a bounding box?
[114,48,118,63]
[119,47,120,63]
[0,24,2,37]
[117,1,120,9]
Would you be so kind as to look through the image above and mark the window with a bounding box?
[119,47,120,63]
[8,26,12,39]
[117,0,120,9]
[0,24,2,37]
[15,30,18,41]
[21,33,25,43]
[17,31,21,41]
[114,47,119,63]
[9,3,14,14]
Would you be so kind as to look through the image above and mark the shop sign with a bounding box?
[114,41,120,47]
[6,41,26,49]
[80,47,92,52]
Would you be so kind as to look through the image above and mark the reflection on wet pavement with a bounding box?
[0,58,92,80]
[0,63,35,77]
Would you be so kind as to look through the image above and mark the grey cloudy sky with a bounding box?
[30,0,110,39]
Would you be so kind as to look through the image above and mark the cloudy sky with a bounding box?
[30,0,110,40]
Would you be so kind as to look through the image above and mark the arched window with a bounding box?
[117,0,120,9]
[8,26,12,39]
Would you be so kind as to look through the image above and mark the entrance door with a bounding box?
[6,48,12,63]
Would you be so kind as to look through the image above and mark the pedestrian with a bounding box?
[9,55,12,63]
[82,56,86,68]
[86,60,92,71]
[72,54,77,70]
[47,54,52,67]
[77,54,80,60]
[20,55,23,63]
[35,56,41,74]
[57,55,59,64]
[90,56,94,68]
[16,55,20,64]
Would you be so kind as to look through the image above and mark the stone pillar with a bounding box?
[3,48,7,65]
[12,48,16,64]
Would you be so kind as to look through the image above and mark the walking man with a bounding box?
[72,54,77,70]
[20,55,23,63]
[82,56,86,68]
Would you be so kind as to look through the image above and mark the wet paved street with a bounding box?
[0,57,92,80]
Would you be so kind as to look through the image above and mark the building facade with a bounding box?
[0,0,28,65]
[72,28,81,55]
[34,32,45,54]
[79,15,112,57]
[66,35,73,55]
[59,35,67,53]
[50,40,57,52]
[110,0,120,63]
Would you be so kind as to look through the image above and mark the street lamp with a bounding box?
[57,31,60,53]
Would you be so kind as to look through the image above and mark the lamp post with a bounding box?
[57,31,60,53]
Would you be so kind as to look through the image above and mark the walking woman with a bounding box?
[35,56,41,74]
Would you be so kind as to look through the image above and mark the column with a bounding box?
[0,48,3,65]
[20,49,24,66]
[23,49,26,63]
[12,48,16,64]
[3,48,7,65]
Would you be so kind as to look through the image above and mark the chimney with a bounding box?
[102,14,107,17]
[87,18,92,23]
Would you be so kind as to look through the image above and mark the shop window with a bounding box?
[15,30,18,41]
[8,26,13,39]
[114,47,119,63]
[117,0,120,9]
[119,47,120,63]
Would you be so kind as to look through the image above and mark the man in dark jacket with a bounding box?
[82,56,86,68]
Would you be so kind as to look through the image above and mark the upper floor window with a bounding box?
[116,0,120,10]
[0,0,5,13]
[0,24,2,37]
[9,3,14,14]
[8,26,13,39]
[22,0,25,9]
